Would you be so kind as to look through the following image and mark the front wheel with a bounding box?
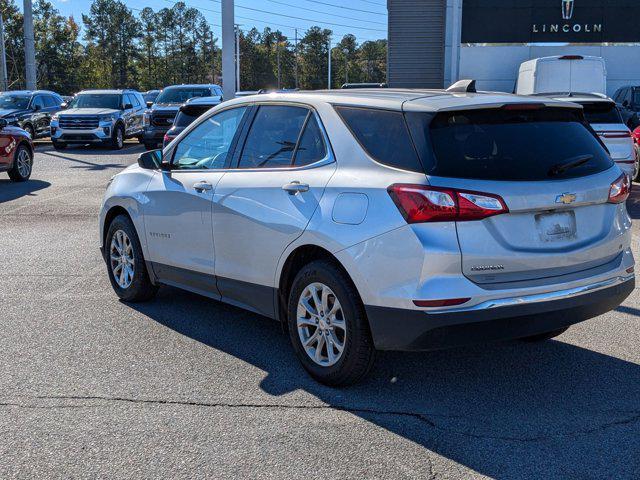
[8,144,33,182]
[110,124,124,150]
[105,214,158,302]
[287,260,375,386]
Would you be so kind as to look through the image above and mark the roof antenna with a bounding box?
[446,79,477,93]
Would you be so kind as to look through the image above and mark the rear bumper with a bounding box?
[366,276,635,351]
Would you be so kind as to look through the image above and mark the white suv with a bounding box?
[542,93,639,179]
[100,88,635,385]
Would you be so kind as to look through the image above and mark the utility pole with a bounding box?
[23,0,37,90]
[344,49,348,85]
[0,16,8,91]
[327,35,331,90]
[294,28,298,89]
[276,42,281,89]
[221,0,236,100]
[235,24,240,93]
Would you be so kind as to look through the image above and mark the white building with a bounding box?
[388,0,640,96]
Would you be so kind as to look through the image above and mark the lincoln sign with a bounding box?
[462,0,640,43]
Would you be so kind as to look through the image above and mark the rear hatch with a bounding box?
[405,105,626,285]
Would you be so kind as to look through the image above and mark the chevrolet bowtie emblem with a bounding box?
[556,193,577,205]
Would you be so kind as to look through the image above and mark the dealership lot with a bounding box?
[1,144,639,479]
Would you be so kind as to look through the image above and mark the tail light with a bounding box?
[608,173,631,204]
[163,134,172,144]
[388,184,509,223]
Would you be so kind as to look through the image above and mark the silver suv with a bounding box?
[99,88,635,385]
[51,89,145,150]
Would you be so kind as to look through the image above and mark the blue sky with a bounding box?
[50,0,388,44]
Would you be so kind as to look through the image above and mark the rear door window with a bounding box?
[580,102,623,124]
[407,107,613,181]
[237,105,308,168]
[336,106,423,172]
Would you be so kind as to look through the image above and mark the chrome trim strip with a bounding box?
[426,275,635,315]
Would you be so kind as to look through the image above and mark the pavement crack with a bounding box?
[5,395,640,444]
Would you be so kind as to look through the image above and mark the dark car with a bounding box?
[0,90,64,139]
[0,119,34,182]
[612,85,640,129]
[162,96,223,148]
[143,90,160,105]
[142,84,223,150]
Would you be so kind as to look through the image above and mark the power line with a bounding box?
[299,0,386,16]
[209,1,386,32]
[264,0,386,26]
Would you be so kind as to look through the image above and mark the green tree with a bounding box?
[299,26,331,90]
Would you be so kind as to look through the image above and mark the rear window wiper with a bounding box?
[548,154,593,177]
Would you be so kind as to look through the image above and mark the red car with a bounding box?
[0,118,34,182]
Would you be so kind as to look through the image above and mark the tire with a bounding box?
[7,144,33,182]
[520,327,569,343]
[23,124,35,139]
[143,142,157,151]
[52,140,67,150]
[110,124,124,150]
[287,260,375,386]
[105,214,158,302]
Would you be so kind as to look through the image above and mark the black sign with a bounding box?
[462,0,640,43]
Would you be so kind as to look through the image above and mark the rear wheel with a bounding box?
[287,260,375,386]
[23,124,35,139]
[105,214,158,302]
[520,327,569,343]
[143,142,157,151]
[8,144,33,182]
[52,140,67,150]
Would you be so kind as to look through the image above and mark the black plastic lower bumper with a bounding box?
[365,278,635,351]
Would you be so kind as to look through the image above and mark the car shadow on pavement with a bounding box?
[128,286,640,479]
[0,179,50,203]
[39,149,134,172]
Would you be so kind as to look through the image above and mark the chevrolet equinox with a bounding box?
[99,87,635,386]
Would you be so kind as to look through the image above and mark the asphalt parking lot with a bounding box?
[1,142,639,479]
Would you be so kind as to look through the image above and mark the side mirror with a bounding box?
[146,101,153,108]
[124,103,134,110]
[623,100,629,107]
[33,104,41,111]
[0,118,7,129]
[137,149,162,170]
[60,102,68,110]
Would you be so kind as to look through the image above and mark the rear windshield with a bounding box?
[156,88,210,104]
[407,107,613,181]
[580,102,623,124]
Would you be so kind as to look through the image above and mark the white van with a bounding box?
[516,55,607,95]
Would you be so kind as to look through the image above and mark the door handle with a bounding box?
[282,181,309,195]
[193,181,213,193]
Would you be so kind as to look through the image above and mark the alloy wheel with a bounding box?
[16,149,32,178]
[116,129,123,148]
[297,282,347,367]
[109,229,135,289]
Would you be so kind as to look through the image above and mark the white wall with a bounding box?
[459,45,640,96]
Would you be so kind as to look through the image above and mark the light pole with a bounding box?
[221,0,236,99]
[23,0,37,90]
[327,35,331,90]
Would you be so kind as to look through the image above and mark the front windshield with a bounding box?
[0,95,30,110]
[69,94,121,110]
[155,88,210,104]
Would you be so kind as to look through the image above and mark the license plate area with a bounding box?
[535,211,577,242]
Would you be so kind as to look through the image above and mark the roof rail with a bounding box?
[446,79,477,93]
